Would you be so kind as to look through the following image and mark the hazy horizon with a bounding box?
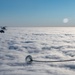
[0,0,75,27]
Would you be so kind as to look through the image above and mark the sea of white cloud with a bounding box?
[0,27,75,75]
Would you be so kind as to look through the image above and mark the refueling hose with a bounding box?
[25,55,75,64]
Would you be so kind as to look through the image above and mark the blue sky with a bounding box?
[0,0,75,27]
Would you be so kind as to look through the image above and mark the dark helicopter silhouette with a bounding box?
[1,26,6,30]
[0,30,5,33]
